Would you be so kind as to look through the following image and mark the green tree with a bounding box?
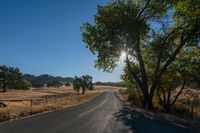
[81,0,200,110]
[65,82,71,87]
[73,76,82,93]
[47,80,62,88]
[0,65,31,92]
[17,79,32,90]
[156,65,186,112]
[73,75,93,94]
[81,75,93,94]
[157,46,200,112]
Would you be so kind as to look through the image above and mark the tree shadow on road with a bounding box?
[114,106,200,133]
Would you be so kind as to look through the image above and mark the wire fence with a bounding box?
[0,93,85,108]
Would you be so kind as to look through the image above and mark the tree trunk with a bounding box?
[164,106,171,113]
[82,88,85,94]
[157,89,163,106]
[126,48,152,110]
[147,94,154,110]
[147,25,198,111]
[2,85,7,93]
[170,80,185,107]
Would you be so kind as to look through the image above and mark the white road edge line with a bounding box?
[79,93,109,117]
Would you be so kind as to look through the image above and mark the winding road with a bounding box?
[0,92,199,133]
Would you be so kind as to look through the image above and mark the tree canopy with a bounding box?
[73,75,93,94]
[81,0,200,110]
[0,65,31,92]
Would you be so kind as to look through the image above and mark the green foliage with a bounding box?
[176,46,200,87]
[73,76,82,93]
[65,82,71,87]
[81,0,200,110]
[0,65,31,92]
[16,79,32,90]
[81,0,148,72]
[73,75,93,94]
[172,0,200,26]
[121,63,138,92]
[46,80,63,88]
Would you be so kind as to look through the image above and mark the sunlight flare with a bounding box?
[120,51,127,61]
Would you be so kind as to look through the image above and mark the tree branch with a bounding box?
[149,22,199,100]
[157,89,163,106]
[159,21,199,79]
[126,56,142,86]
[167,86,171,107]
[170,80,186,106]
[154,26,183,79]
[137,0,151,19]
[135,34,148,90]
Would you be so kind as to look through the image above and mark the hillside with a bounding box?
[23,74,73,88]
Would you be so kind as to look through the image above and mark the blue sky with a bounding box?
[0,0,124,82]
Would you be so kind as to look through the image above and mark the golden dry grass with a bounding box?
[0,92,101,122]
[0,86,74,100]
[118,87,200,120]
[0,85,122,100]
[0,86,121,122]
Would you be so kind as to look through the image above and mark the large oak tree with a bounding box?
[0,65,31,92]
[81,0,200,110]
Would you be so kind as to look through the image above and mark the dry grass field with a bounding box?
[0,86,74,100]
[118,87,200,120]
[0,85,121,122]
[0,85,122,100]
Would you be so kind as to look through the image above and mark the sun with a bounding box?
[120,51,126,61]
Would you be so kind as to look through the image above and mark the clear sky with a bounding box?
[0,0,125,82]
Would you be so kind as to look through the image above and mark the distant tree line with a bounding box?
[0,65,31,92]
[94,81,124,87]
[0,65,74,93]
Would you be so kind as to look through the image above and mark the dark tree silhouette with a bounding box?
[73,75,93,94]
[0,65,31,92]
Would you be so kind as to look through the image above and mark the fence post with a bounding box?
[62,96,64,103]
[66,95,68,104]
[45,97,48,105]
[43,98,45,108]
[31,99,33,107]
[70,95,72,104]
[55,95,57,104]
[68,95,70,104]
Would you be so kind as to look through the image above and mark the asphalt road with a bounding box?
[0,92,199,133]
[0,92,131,133]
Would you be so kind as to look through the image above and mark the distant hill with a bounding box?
[23,74,124,88]
[23,74,73,88]
[94,81,124,87]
